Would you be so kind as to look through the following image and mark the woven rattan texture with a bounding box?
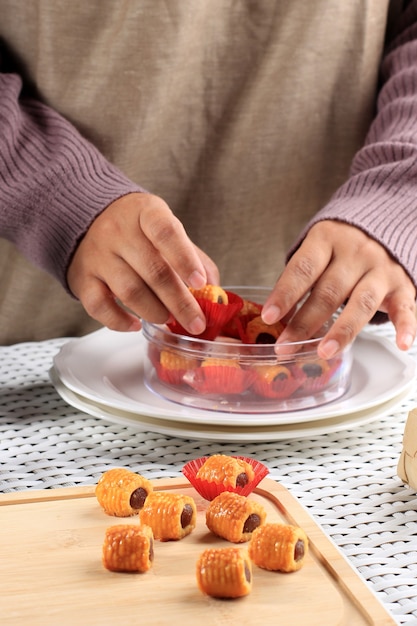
[1,325,417,624]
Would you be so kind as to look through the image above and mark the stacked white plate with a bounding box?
[50,327,417,442]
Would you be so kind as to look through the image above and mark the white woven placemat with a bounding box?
[1,324,417,624]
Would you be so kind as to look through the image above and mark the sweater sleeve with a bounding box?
[288,0,417,290]
[0,71,145,290]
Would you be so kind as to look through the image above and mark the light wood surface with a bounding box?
[0,477,396,625]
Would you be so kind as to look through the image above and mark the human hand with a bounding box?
[67,192,219,333]
[261,220,417,357]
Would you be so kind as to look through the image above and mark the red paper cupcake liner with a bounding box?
[222,299,262,340]
[155,362,191,386]
[220,316,244,340]
[183,364,256,395]
[182,456,269,500]
[167,291,244,340]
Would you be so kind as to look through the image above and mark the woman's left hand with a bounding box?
[261,220,417,357]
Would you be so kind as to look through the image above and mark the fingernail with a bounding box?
[319,339,340,359]
[188,270,206,289]
[400,332,414,350]
[188,316,206,336]
[262,305,281,325]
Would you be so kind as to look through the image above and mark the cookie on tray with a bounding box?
[102,524,154,573]
[205,491,267,543]
[95,467,153,517]
[196,547,252,598]
[139,491,197,541]
[248,523,309,572]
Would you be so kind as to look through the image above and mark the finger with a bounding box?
[316,276,389,359]
[384,293,417,351]
[103,254,207,336]
[262,243,331,325]
[69,238,172,325]
[78,278,143,332]
[276,264,354,345]
[139,199,207,289]
[194,245,220,285]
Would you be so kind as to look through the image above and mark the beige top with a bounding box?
[0,0,393,343]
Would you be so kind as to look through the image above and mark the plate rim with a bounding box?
[52,327,416,426]
[50,367,414,442]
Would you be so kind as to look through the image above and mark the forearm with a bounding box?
[0,72,144,289]
[291,1,417,289]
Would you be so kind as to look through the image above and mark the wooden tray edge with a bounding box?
[0,477,396,625]
[256,480,396,626]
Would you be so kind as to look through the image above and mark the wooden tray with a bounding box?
[0,477,395,626]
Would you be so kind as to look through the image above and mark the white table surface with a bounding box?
[1,323,417,624]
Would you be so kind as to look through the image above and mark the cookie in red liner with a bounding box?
[183,359,256,394]
[141,287,353,414]
[182,455,269,500]
[167,288,244,341]
[222,298,263,339]
[297,358,341,393]
[153,350,198,386]
[251,364,306,399]
[155,350,197,385]
[242,315,286,344]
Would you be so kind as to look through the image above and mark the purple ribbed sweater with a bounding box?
[0,74,144,290]
[293,2,417,288]
[1,3,417,294]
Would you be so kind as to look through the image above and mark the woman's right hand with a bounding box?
[67,192,220,333]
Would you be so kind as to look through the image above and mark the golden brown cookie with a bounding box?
[190,284,229,304]
[95,467,153,517]
[139,491,197,540]
[206,491,266,543]
[248,523,308,572]
[299,359,330,378]
[160,350,197,371]
[196,547,252,598]
[196,454,255,489]
[245,315,285,344]
[102,524,154,572]
[252,364,292,383]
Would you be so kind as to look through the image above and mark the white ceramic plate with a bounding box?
[52,327,416,427]
[50,368,414,442]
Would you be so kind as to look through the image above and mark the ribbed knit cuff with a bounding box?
[0,73,146,291]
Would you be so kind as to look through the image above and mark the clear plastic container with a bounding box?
[142,287,353,414]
